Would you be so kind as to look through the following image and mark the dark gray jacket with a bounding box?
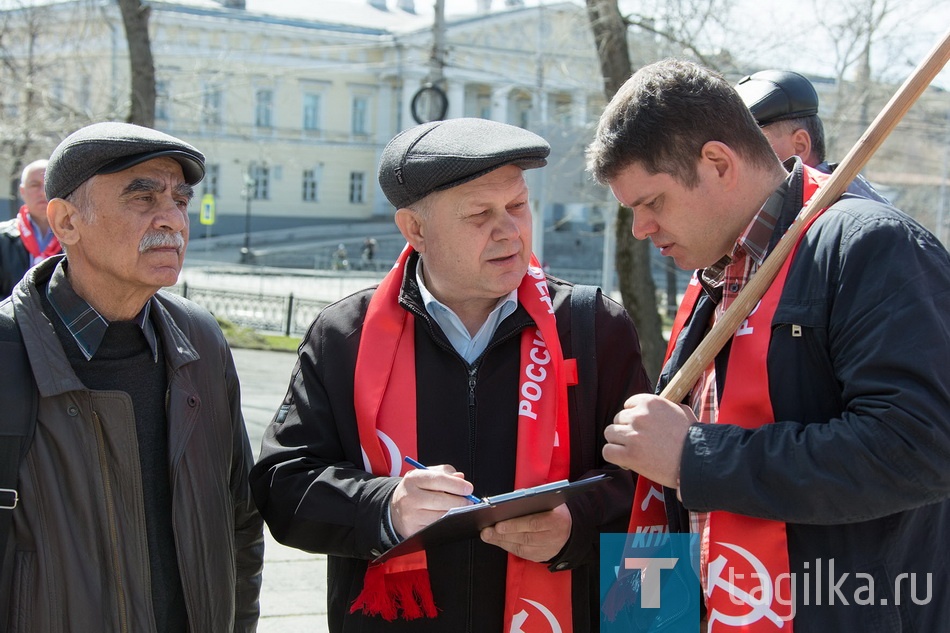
[663,159,950,631]
[251,254,652,633]
[0,256,264,633]
[0,218,30,300]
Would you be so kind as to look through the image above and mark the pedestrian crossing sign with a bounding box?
[200,194,215,225]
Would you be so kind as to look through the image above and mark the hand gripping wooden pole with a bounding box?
[660,28,950,404]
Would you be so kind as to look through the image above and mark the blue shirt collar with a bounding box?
[415,259,518,364]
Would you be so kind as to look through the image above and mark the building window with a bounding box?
[252,165,269,200]
[518,104,530,129]
[255,89,274,128]
[351,96,368,135]
[202,164,219,197]
[202,86,222,127]
[349,171,365,204]
[156,80,170,121]
[553,95,572,128]
[303,93,321,132]
[478,95,491,120]
[302,169,319,202]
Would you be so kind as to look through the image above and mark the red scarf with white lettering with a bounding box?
[16,205,61,264]
[625,167,829,631]
[351,246,576,632]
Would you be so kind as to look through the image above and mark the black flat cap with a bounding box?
[46,121,205,200]
[735,70,819,126]
[378,118,550,209]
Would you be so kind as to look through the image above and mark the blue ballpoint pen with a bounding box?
[403,456,482,504]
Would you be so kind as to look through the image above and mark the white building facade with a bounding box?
[0,0,623,237]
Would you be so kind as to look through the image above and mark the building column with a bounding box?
[533,89,549,128]
[400,79,418,130]
[447,80,465,119]
[491,86,510,123]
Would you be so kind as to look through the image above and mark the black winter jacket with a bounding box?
[251,254,652,633]
[663,159,950,631]
[0,218,30,300]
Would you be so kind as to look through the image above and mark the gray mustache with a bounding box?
[139,231,185,253]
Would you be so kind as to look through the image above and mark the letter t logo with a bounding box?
[624,558,679,608]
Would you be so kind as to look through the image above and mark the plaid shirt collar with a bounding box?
[699,176,790,298]
[45,258,158,362]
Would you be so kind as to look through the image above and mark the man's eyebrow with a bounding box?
[627,193,653,208]
[121,178,195,201]
[176,183,195,201]
[121,178,164,195]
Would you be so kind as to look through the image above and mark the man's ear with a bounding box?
[395,207,426,253]
[699,141,739,190]
[46,198,81,246]
[790,128,812,162]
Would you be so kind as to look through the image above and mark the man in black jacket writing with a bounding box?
[251,117,652,632]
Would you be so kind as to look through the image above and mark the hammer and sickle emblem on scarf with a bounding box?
[706,542,786,629]
[509,599,562,633]
[359,430,404,477]
[640,484,664,511]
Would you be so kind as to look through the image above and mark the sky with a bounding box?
[334,0,950,90]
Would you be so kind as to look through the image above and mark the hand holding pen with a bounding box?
[404,457,482,504]
[389,457,481,538]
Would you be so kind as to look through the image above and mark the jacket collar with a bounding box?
[767,156,811,256]
[12,255,199,397]
[43,258,159,362]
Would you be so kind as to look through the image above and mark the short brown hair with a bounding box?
[587,59,779,187]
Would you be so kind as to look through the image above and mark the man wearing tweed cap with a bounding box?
[0,122,263,632]
[252,117,653,632]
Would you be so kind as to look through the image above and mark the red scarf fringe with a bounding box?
[349,563,438,621]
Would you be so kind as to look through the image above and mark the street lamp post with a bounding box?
[240,167,255,264]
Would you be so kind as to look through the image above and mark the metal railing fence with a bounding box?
[167,283,331,337]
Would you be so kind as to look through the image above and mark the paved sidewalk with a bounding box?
[233,347,330,632]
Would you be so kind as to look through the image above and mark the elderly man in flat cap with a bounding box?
[0,122,264,632]
[251,117,651,632]
[735,69,888,202]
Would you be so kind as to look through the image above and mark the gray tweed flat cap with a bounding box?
[46,121,205,200]
[378,118,550,209]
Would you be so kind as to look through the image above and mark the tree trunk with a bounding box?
[586,0,667,380]
[117,0,156,127]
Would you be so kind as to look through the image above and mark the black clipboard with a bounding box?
[373,474,610,563]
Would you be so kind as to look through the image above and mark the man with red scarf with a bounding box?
[250,117,652,632]
[0,159,62,298]
[587,59,950,631]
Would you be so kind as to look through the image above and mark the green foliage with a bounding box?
[215,316,300,353]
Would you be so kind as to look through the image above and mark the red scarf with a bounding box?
[351,246,576,631]
[16,205,61,264]
[625,167,829,631]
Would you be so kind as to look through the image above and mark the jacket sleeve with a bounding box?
[549,292,653,570]
[679,204,950,524]
[249,298,399,560]
[226,345,266,633]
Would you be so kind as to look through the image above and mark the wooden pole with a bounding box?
[660,28,950,403]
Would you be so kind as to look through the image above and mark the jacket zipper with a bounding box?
[92,410,130,633]
[467,366,478,469]
[411,302,527,632]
